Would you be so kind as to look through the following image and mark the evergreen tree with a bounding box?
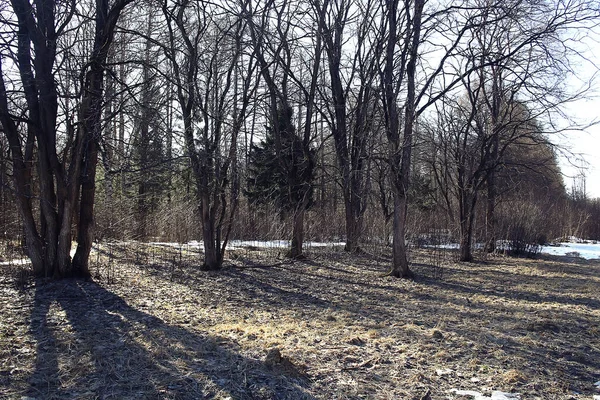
[246,105,315,218]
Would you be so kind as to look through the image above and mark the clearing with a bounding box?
[0,243,599,399]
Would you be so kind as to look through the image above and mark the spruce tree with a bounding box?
[246,105,315,218]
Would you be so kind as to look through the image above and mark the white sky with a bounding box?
[558,102,600,198]
[555,26,600,199]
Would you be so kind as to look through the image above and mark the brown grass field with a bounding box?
[1,243,599,399]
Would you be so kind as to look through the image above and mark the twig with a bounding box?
[341,357,379,371]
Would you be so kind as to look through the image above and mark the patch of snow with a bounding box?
[451,389,484,398]
[227,240,290,250]
[593,396,600,400]
[449,389,520,400]
[148,240,347,251]
[306,241,346,247]
[428,238,600,260]
[429,243,460,250]
[540,242,600,259]
[436,368,453,376]
[149,241,204,250]
[594,380,600,388]
[0,258,30,266]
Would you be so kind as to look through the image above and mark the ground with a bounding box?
[0,243,599,399]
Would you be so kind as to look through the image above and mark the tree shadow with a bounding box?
[27,278,314,399]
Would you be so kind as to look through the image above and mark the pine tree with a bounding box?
[246,105,315,219]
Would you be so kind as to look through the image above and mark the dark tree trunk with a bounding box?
[72,0,132,277]
[71,139,98,278]
[390,187,413,278]
[289,207,305,259]
[200,195,220,270]
[344,197,363,253]
[459,191,477,262]
[135,14,154,241]
[484,170,497,253]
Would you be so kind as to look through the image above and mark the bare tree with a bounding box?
[312,0,385,253]
[163,0,259,269]
[441,0,600,261]
[379,0,425,278]
[0,0,134,277]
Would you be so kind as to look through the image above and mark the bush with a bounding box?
[499,201,545,258]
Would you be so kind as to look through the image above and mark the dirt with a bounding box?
[0,243,599,399]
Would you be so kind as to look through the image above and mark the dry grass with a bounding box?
[0,243,599,399]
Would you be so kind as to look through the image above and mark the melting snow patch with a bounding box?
[595,381,600,388]
[451,389,483,398]
[0,258,30,266]
[593,396,600,400]
[450,389,521,400]
[540,241,600,259]
[436,368,453,376]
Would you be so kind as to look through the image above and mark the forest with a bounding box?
[1,0,600,399]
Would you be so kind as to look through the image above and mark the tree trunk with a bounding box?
[344,191,363,253]
[289,207,305,259]
[485,71,501,254]
[459,214,475,262]
[72,0,132,277]
[484,172,497,253]
[0,60,45,275]
[36,154,59,275]
[200,195,220,270]
[459,192,477,262]
[71,139,98,278]
[389,187,413,278]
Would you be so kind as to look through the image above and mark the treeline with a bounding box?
[0,0,599,278]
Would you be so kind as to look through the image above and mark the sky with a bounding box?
[557,93,600,198]
[555,27,600,199]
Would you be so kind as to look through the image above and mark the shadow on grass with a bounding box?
[27,278,313,400]
[76,245,600,396]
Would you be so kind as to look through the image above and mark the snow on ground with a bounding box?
[4,238,600,265]
[540,241,600,260]
[0,246,78,266]
[434,237,600,260]
[0,258,30,266]
[149,240,347,251]
[450,389,521,399]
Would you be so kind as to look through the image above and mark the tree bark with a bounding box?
[200,194,220,270]
[344,199,363,253]
[390,187,413,278]
[459,191,477,262]
[484,169,497,253]
[289,207,305,259]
